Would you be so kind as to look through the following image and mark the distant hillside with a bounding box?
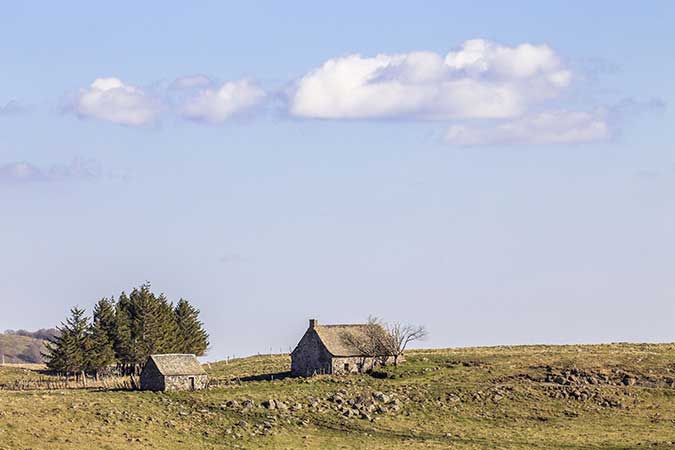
[0,329,56,364]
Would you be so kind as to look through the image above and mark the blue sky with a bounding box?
[1,1,674,360]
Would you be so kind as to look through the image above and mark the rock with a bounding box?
[241,399,255,408]
[261,399,276,409]
[373,392,390,403]
[623,376,637,386]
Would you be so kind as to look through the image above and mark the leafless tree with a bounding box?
[381,322,427,366]
[340,316,427,368]
[340,316,390,370]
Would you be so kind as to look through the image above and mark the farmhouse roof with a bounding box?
[313,323,384,357]
[148,354,206,376]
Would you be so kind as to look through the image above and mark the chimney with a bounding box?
[309,319,318,329]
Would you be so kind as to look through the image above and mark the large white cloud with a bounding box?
[179,79,266,124]
[444,110,610,146]
[71,78,160,126]
[289,39,571,120]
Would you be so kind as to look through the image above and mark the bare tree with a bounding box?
[340,316,427,368]
[340,316,390,370]
[381,322,427,366]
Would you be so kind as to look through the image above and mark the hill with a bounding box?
[0,332,49,364]
[0,343,674,449]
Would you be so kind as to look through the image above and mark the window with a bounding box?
[344,363,350,372]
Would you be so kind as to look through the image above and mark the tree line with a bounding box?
[44,283,209,380]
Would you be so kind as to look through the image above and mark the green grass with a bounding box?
[1,343,674,449]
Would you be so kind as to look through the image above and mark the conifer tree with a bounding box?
[114,292,134,371]
[44,307,89,380]
[92,297,117,347]
[129,284,164,369]
[156,294,179,353]
[86,319,116,380]
[174,299,209,356]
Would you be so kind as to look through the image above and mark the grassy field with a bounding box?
[1,343,674,449]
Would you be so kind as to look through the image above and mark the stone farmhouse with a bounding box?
[291,319,395,377]
[140,354,208,391]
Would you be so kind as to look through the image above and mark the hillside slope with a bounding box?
[1,343,674,449]
[0,333,46,364]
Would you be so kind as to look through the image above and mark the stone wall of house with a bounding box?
[164,374,208,391]
[331,356,399,374]
[291,330,333,376]
[140,366,165,391]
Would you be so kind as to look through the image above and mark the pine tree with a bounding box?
[44,307,89,380]
[92,298,117,347]
[174,299,209,356]
[156,294,179,353]
[129,284,165,370]
[114,292,134,372]
[86,314,116,380]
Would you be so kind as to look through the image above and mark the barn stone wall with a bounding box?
[164,374,208,391]
[291,330,333,376]
[140,363,165,391]
[331,356,400,374]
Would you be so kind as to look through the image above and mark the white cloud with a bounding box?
[289,39,571,120]
[179,79,266,123]
[70,78,160,126]
[444,110,610,146]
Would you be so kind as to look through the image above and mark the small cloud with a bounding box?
[0,158,102,184]
[444,110,610,146]
[179,79,267,124]
[67,77,161,126]
[608,97,667,121]
[0,162,45,182]
[170,75,212,90]
[0,100,29,116]
[219,252,248,264]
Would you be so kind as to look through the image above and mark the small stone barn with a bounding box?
[140,354,208,391]
[291,319,394,377]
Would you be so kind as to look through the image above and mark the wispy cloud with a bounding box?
[175,77,266,124]
[444,110,611,146]
[0,158,102,184]
[218,252,249,264]
[0,100,29,116]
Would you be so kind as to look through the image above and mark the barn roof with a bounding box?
[148,354,206,376]
[314,324,383,357]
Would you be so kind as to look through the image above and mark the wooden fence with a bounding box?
[0,375,134,391]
